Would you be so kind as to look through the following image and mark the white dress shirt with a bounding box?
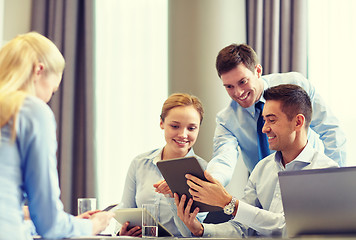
[203,141,339,237]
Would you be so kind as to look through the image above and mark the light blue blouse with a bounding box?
[0,96,91,240]
[203,141,339,237]
[118,148,208,236]
[208,72,346,186]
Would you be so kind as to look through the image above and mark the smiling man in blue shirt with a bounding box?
[207,44,346,186]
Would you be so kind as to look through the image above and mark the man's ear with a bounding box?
[295,114,305,130]
[255,64,263,78]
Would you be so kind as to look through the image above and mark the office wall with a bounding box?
[1,0,248,198]
[1,0,31,45]
[168,0,248,197]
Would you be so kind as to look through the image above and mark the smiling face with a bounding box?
[221,63,264,108]
[262,100,297,152]
[160,105,201,159]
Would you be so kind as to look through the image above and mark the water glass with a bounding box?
[142,203,158,237]
[78,198,97,215]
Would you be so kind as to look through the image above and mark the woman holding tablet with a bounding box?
[117,93,207,237]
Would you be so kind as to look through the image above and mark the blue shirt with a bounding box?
[0,96,92,240]
[203,141,339,237]
[208,72,346,186]
[118,148,208,237]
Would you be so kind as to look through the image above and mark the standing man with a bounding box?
[208,44,346,186]
[174,84,339,237]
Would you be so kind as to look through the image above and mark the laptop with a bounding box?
[278,166,356,237]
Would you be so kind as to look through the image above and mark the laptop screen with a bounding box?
[278,166,356,237]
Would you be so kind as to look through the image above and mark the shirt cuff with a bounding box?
[166,196,175,206]
[202,223,214,237]
[71,217,93,236]
[234,201,255,226]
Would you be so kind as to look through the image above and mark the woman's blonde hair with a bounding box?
[160,93,204,124]
[0,32,65,140]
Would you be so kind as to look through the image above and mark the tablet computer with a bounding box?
[102,203,119,212]
[157,156,222,213]
[112,208,173,237]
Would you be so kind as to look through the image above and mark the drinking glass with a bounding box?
[78,198,97,215]
[142,203,158,237]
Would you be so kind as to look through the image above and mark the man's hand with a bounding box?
[153,180,173,197]
[119,221,142,237]
[186,170,232,208]
[174,193,204,237]
[90,211,114,235]
[76,210,101,219]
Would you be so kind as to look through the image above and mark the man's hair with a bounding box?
[263,84,312,128]
[216,43,259,77]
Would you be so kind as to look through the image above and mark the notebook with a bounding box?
[157,156,222,212]
[278,166,356,237]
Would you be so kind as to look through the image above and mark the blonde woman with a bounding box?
[0,32,113,240]
[117,93,208,237]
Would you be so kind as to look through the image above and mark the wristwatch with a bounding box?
[223,196,237,215]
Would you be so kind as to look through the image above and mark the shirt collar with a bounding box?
[151,147,196,165]
[248,79,268,116]
[152,149,164,165]
[257,78,268,104]
[289,141,313,165]
[274,141,313,169]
